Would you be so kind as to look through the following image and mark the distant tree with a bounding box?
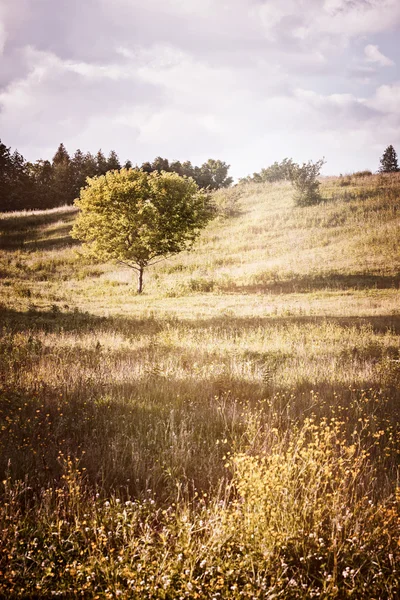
[123,160,133,170]
[0,139,13,211]
[241,158,295,185]
[141,161,153,174]
[379,145,399,173]
[151,156,170,173]
[52,143,73,205]
[290,159,325,207]
[28,160,54,208]
[9,150,34,210]
[82,152,98,179]
[71,149,87,198]
[181,161,194,179]
[52,143,70,167]
[200,159,233,190]
[72,169,215,293]
[107,150,121,171]
[193,164,211,189]
[96,150,108,176]
[170,160,183,176]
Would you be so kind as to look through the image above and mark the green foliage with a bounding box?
[290,158,325,207]
[240,158,296,184]
[379,144,399,173]
[0,140,35,211]
[140,157,233,190]
[72,169,214,292]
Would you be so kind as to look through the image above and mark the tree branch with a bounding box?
[117,260,140,272]
[147,255,172,266]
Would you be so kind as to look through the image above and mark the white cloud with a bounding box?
[367,83,400,114]
[364,44,394,67]
[0,0,399,178]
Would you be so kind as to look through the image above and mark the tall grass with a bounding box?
[0,175,399,598]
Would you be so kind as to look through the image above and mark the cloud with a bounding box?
[0,46,165,156]
[0,0,399,177]
[0,21,6,55]
[367,82,400,114]
[364,44,395,67]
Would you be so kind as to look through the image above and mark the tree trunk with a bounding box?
[137,266,144,293]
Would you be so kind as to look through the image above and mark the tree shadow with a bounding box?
[0,210,78,250]
[0,207,77,231]
[220,273,400,295]
[1,305,400,336]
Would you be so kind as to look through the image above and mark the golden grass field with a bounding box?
[0,173,399,598]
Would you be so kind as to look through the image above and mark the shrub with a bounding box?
[290,159,325,207]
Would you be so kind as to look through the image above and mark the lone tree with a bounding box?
[379,145,399,173]
[72,169,215,293]
[290,158,325,207]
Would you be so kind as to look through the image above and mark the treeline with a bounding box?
[239,158,296,184]
[0,138,233,212]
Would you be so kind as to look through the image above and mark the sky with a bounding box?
[0,0,399,180]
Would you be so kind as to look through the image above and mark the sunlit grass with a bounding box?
[0,174,399,598]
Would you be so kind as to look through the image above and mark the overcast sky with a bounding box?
[0,0,399,179]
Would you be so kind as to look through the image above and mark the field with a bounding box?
[0,173,399,598]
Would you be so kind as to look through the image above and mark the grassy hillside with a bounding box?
[0,174,399,598]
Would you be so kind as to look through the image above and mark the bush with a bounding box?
[290,159,325,207]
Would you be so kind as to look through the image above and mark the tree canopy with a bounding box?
[72,169,215,292]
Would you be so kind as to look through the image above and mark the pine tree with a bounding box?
[0,139,13,211]
[151,157,170,173]
[96,150,108,176]
[9,151,34,210]
[28,160,54,209]
[71,150,87,198]
[107,150,121,172]
[52,143,73,205]
[82,152,98,180]
[379,145,399,173]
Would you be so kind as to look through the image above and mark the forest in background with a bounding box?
[0,138,233,212]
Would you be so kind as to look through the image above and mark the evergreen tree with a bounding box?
[96,150,108,176]
[9,150,34,210]
[0,139,13,211]
[52,143,73,205]
[124,160,133,170]
[71,149,87,199]
[379,145,399,173]
[82,152,98,180]
[0,142,35,211]
[151,157,170,173]
[107,150,121,171]
[28,160,54,209]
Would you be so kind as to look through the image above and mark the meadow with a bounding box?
[0,173,399,598]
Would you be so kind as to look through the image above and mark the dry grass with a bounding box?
[0,173,399,598]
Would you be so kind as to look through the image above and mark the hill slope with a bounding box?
[0,174,399,599]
